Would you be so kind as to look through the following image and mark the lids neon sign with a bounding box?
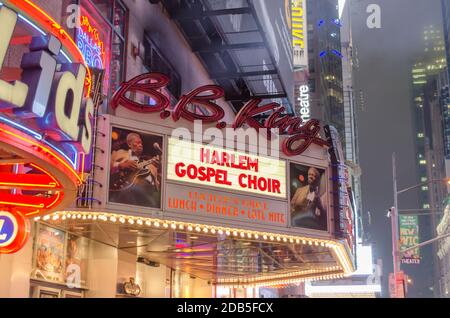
[0,5,93,155]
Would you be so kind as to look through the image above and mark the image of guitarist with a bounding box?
[109,132,162,208]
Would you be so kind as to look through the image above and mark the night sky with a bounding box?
[351,0,443,297]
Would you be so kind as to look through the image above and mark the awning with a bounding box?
[38,210,353,288]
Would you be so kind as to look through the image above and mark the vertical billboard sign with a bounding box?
[399,215,420,264]
[324,125,355,258]
[291,0,308,69]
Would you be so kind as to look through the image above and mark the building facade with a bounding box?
[0,0,355,298]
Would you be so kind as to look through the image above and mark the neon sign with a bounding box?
[0,210,30,254]
[167,138,286,198]
[77,15,105,69]
[0,1,95,254]
[4,0,93,96]
[111,73,329,157]
[0,5,93,154]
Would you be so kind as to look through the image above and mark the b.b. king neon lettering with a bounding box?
[111,72,329,156]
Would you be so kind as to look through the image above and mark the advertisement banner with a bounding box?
[33,225,66,283]
[291,0,308,69]
[289,162,328,231]
[399,215,420,264]
[165,183,288,228]
[167,138,286,199]
[108,127,163,209]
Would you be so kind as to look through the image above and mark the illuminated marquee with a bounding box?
[168,138,286,198]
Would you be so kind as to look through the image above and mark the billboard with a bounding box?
[33,225,66,283]
[290,162,328,231]
[108,127,163,209]
[399,215,420,264]
[167,138,287,199]
[291,0,308,69]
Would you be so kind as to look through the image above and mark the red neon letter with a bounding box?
[172,85,225,123]
[110,72,170,113]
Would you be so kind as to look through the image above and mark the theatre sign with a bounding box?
[55,70,355,282]
[89,72,347,237]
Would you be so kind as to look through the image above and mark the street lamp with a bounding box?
[389,152,450,298]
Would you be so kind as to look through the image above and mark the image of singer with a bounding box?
[290,163,328,231]
[109,127,163,208]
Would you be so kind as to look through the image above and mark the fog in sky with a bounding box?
[351,0,443,297]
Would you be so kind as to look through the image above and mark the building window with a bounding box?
[143,34,181,104]
[419,160,427,165]
[418,133,424,138]
[422,186,429,191]
[423,204,431,209]
[421,177,428,182]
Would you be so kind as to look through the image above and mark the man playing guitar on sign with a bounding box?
[110,132,162,208]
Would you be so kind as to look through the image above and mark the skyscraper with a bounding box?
[306,0,345,138]
[436,0,450,297]
[408,22,447,297]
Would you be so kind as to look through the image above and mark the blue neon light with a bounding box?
[0,115,42,140]
[332,18,342,27]
[0,115,77,168]
[0,214,16,246]
[18,14,46,36]
[319,51,327,57]
[332,50,343,58]
[61,50,72,63]
[77,28,103,69]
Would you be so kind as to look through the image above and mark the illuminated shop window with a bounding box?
[419,160,427,165]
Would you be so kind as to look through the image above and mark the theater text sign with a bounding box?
[167,138,286,199]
